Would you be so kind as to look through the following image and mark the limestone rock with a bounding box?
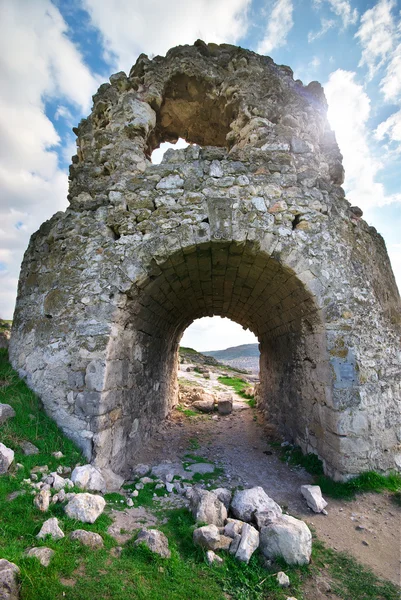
[71,464,106,493]
[213,487,232,509]
[70,529,104,548]
[259,514,312,565]
[0,443,14,474]
[217,394,233,415]
[193,524,230,551]
[0,404,15,425]
[20,441,39,455]
[0,559,20,600]
[64,493,106,523]
[231,487,282,523]
[224,518,244,538]
[192,399,215,413]
[235,523,259,564]
[51,472,68,491]
[25,547,54,567]
[132,463,150,477]
[37,517,65,541]
[134,528,171,558]
[229,533,241,555]
[98,467,124,491]
[300,485,328,513]
[189,488,227,526]
[206,550,223,565]
[277,571,290,587]
[33,489,51,512]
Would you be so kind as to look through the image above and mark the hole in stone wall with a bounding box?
[147,73,238,157]
[292,214,301,230]
[151,137,189,164]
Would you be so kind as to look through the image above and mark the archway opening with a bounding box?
[147,73,239,157]
[100,241,331,474]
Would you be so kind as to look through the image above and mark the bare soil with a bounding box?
[131,366,401,587]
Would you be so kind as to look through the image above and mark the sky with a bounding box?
[0,0,400,352]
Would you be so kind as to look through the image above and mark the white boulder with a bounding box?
[134,528,171,558]
[277,571,290,587]
[64,493,106,523]
[206,550,223,565]
[0,404,15,425]
[37,517,65,541]
[259,514,312,565]
[0,443,14,474]
[224,518,244,538]
[300,485,328,513]
[235,523,259,564]
[33,489,51,512]
[0,559,20,600]
[25,547,54,567]
[71,464,106,493]
[70,529,104,548]
[193,524,232,551]
[231,487,282,523]
[50,472,68,491]
[189,488,227,526]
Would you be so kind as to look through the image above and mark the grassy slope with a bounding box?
[0,350,399,599]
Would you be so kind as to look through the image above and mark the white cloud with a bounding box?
[356,0,398,79]
[181,317,257,351]
[375,108,401,148]
[308,17,336,43]
[326,0,358,28]
[81,0,251,72]
[0,0,101,319]
[325,69,401,210]
[380,42,401,101]
[257,0,294,55]
[313,0,358,29]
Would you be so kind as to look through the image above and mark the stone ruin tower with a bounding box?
[9,42,401,481]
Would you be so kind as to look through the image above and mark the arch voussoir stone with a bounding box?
[9,42,401,480]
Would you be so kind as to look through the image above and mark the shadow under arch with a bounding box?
[98,239,331,475]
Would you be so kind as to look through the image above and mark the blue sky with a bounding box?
[0,0,400,350]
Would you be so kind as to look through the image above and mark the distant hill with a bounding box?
[179,346,247,374]
[203,343,259,374]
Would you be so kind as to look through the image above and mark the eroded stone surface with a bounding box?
[0,559,20,600]
[25,547,54,567]
[231,487,282,523]
[0,404,15,425]
[64,493,106,523]
[134,528,171,558]
[260,514,312,565]
[0,443,14,475]
[8,42,401,480]
[70,529,104,548]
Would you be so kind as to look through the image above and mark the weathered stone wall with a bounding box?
[10,41,401,480]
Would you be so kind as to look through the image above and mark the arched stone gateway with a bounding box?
[10,41,401,481]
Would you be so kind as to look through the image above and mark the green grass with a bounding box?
[317,471,401,500]
[312,538,400,600]
[274,442,401,500]
[1,349,400,599]
[175,404,199,417]
[217,376,254,403]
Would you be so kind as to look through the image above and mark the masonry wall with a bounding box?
[9,42,401,480]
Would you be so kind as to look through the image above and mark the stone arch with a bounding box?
[94,239,330,475]
[9,42,401,481]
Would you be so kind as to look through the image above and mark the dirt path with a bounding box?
[132,367,401,586]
